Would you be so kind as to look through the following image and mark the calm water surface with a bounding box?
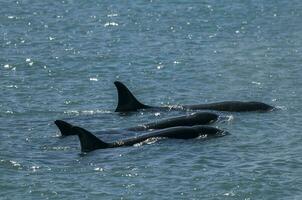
[1,0,302,199]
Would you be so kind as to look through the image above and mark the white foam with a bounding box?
[104,22,119,27]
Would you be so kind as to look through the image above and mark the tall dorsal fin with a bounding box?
[114,81,152,112]
[54,120,75,136]
[71,126,111,152]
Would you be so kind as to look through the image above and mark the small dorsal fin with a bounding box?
[71,126,111,152]
[114,81,152,112]
[54,120,75,136]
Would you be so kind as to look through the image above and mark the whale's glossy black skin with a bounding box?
[126,112,219,131]
[114,81,275,112]
[71,125,228,152]
[54,112,219,137]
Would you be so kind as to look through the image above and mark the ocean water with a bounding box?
[1,0,302,199]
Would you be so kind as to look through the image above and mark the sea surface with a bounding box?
[1,0,302,199]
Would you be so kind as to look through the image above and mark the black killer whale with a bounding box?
[114,81,275,112]
[69,124,228,152]
[55,112,220,137]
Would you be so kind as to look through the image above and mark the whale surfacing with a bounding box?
[114,81,274,112]
[71,125,228,152]
[55,112,219,137]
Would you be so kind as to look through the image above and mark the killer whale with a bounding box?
[127,112,219,131]
[55,112,220,137]
[70,124,228,152]
[114,81,275,112]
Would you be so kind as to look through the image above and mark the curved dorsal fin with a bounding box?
[71,126,111,152]
[114,81,152,112]
[54,120,75,136]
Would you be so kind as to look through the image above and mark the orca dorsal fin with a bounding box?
[54,120,75,136]
[71,126,111,152]
[114,81,152,112]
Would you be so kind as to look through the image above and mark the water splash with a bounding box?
[133,137,162,147]
[104,22,119,27]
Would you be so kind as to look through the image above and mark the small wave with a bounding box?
[0,110,62,116]
[89,77,98,81]
[4,110,14,114]
[197,130,229,139]
[165,105,183,110]
[93,167,104,172]
[0,160,49,173]
[218,115,234,123]
[134,137,163,147]
[154,112,161,116]
[107,13,118,17]
[0,159,23,170]
[197,134,208,139]
[223,191,235,197]
[30,165,40,172]
[63,109,112,116]
[275,106,287,111]
[41,146,72,151]
[104,22,119,27]
[3,64,13,69]
[5,85,18,88]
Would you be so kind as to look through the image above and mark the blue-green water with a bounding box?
[1,0,302,199]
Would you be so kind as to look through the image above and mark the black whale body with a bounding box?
[114,81,274,112]
[127,112,219,131]
[70,125,228,152]
[55,112,219,137]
